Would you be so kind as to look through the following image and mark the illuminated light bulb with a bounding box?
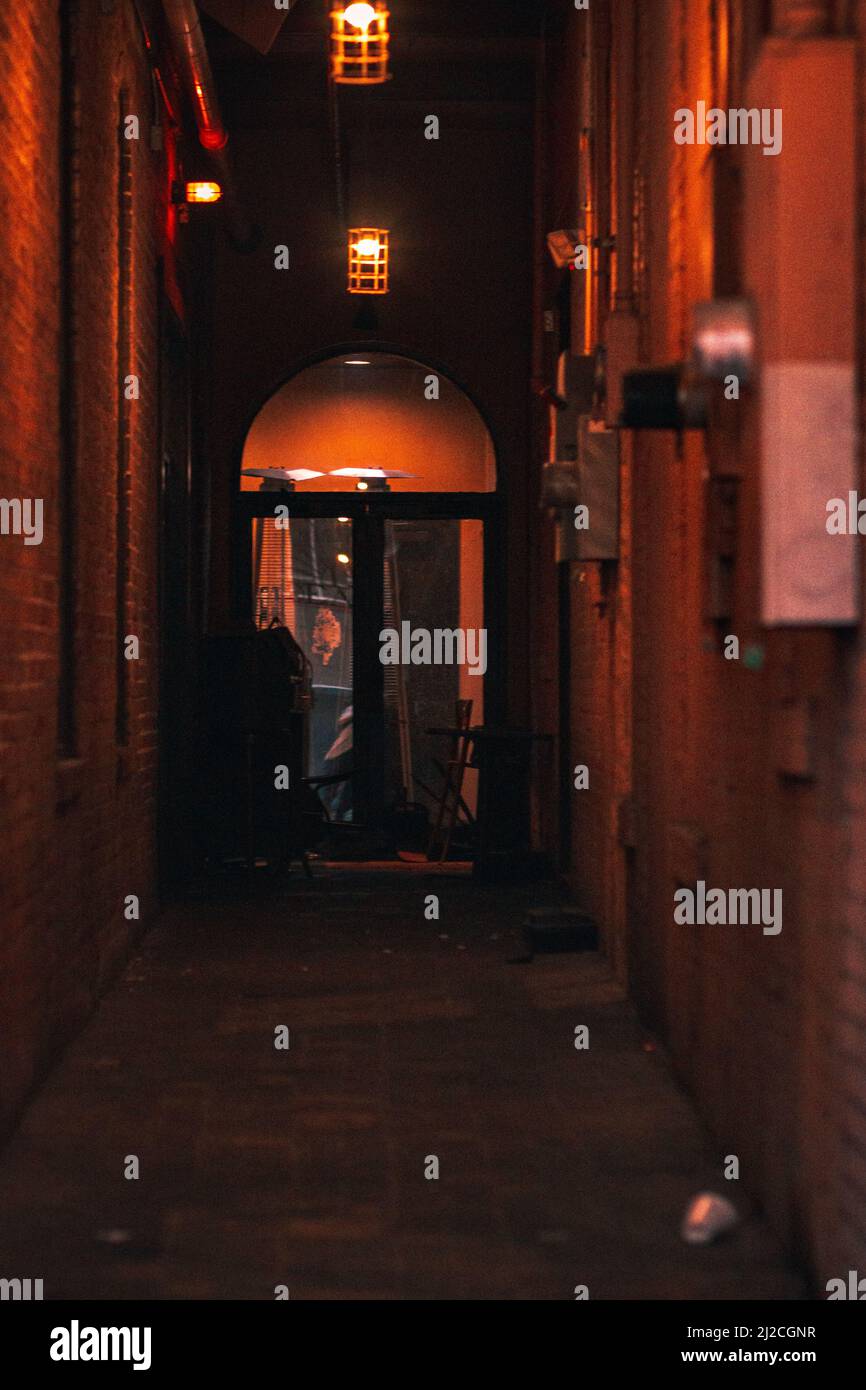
[331,2,390,85]
[200,128,228,151]
[336,552,351,565]
[343,3,376,30]
[347,228,389,293]
[337,516,350,522]
[185,181,222,203]
[356,480,369,491]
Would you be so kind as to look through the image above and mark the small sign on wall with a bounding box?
[744,39,859,626]
[760,362,857,625]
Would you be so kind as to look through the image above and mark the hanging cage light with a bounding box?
[347,227,389,294]
[330,3,391,85]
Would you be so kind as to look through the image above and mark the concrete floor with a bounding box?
[0,865,805,1300]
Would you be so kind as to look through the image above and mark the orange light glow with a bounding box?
[343,3,376,29]
[348,227,389,294]
[240,351,498,496]
[330,2,390,85]
[185,181,222,204]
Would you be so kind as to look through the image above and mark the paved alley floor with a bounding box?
[0,866,805,1300]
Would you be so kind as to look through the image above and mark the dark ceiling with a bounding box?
[202,0,545,129]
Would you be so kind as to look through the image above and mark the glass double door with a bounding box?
[250,508,485,831]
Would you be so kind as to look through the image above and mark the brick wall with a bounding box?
[539,0,866,1285]
[0,0,170,1138]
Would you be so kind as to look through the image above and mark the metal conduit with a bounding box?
[162,0,254,247]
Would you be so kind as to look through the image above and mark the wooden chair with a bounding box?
[427,699,474,862]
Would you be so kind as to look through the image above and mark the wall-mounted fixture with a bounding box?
[548,418,620,564]
[551,352,596,460]
[621,366,708,430]
[744,36,857,626]
[347,228,389,294]
[183,180,222,203]
[540,462,580,511]
[539,351,619,562]
[546,229,584,270]
[604,314,640,428]
[573,417,620,561]
[171,180,223,222]
[241,468,324,492]
[329,467,414,492]
[539,351,596,550]
[330,3,391,85]
[691,299,755,385]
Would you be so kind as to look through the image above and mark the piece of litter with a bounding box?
[94,1229,161,1259]
[681,1192,739,1245]
[95,1229,132,1246]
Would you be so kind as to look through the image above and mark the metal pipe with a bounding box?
[162,0,226,147]
[161,0,254,247]
[591,0,611,340]
[577,9,592,354]
[613,0,635,311]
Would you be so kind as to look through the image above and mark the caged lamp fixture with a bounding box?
[330,3,391,85]
[347,228,389,294]
[172,180,222,207]
[184,181,222,203]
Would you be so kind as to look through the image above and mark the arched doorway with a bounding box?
[235,351,499,838]
[240,351,496,494]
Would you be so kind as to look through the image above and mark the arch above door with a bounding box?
[240,350,497,494]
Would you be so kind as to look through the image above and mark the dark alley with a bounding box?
[0,0,865,1353]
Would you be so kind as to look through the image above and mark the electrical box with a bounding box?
[604,311,640,427]
[574,416,619,561]
[554,417,619,563]
[744,39,858,626]
[553,353,595,462]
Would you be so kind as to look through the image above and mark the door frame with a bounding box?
[235,490,501,828]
